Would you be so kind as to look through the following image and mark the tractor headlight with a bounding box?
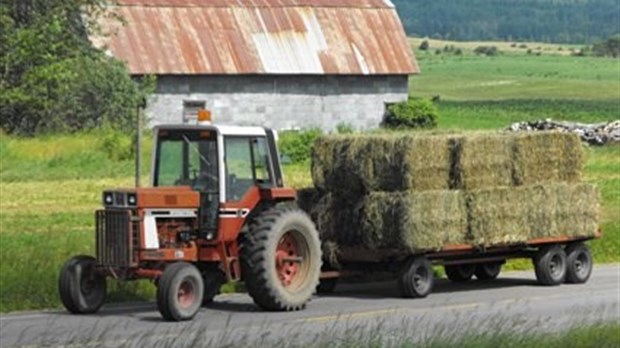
[103,192,114,206]
[127,193,137,206]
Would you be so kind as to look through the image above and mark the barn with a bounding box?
[94,0,418,130]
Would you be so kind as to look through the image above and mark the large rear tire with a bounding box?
[534,245,567,286]
[157,262,204,321]
[398,256,434,298]
[444,264,475,282]
[58,255,106,314]
[240,205,322,311]
[565,243,593,284]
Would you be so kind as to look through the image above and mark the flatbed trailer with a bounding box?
[317,230,601,297]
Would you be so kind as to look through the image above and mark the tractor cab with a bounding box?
[151,124,284,240]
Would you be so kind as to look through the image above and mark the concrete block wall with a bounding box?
[146,75,409,131]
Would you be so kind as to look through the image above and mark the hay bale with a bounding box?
[359,191,468,251]
[552,183,599,238]
[298,189,467,252]
[453,133,515,190]
[311,134,452,196]
[513,132,583,185]
[454,132,584,189]
[467,183,599,247]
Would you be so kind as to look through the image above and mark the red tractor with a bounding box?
[59,116,322,321]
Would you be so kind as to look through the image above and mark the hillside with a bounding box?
[393,0,620,44]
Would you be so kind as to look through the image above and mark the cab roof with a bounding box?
[154,124,268,137]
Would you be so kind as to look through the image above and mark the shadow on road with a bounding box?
[321,276,540,299]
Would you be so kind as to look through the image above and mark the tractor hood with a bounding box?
[102,187,200,209]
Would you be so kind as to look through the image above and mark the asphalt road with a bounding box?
[1,265,618,347]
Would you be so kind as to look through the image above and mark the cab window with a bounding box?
[225,136,272,201]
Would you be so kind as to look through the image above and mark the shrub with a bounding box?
[419,40,430,51]
[382,99,439,130]
[98,127,135,161]
[278,128,323,164]
[474,46,499,56]
[336,123,355,134]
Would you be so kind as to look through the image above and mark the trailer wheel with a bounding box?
[474,262,502,280]
[157,262,204,321]
[59,255,106,314]
[316,278,338,294]
[444,264,475,282]
[399,256,434,298]
[565,243,593,284]
[533,245,567,286]
[241,205,322,311]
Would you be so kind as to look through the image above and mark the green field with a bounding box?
[1,41,619,312]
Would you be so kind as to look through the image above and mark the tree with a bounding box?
[0,0,153,135]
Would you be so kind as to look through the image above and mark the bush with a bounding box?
[278,128,323,164]
[382,99,439,129]
[98,127,135,161]
[419,40,430,51]
[474,46,499,56]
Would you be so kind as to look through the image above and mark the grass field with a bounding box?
[1,39,618,312]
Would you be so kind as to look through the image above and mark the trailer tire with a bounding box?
[534,245,567,286]
[157,262,204,321]
[316,278,338,294]
[399,256,434,298]
[444,264,475,282]
[241,205,322,311]
[474,262,502,280]
[565,243,593,284]
[59,255,106,314]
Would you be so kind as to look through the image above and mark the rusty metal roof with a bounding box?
[94,0,418,75]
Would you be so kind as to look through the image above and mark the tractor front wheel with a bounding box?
[241,205,322,311]
[157,262,204,321]
[58,255,107,314]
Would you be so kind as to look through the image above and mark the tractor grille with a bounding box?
[96,209,133,268]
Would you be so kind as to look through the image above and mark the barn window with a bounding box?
[183,100,207,124]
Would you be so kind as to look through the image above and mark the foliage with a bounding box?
[98,126,135,161]
[277,128,323,164]
[419,40,429,51]
[592,35,620,57]
[394,0,619,44]
[383,98,439,129]
[0,0,154,135]
[474,46,499,56]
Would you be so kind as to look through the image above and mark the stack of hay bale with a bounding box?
[298,132,599,254]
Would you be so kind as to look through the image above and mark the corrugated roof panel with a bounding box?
[117,0,394,8]
[94,1,418,75]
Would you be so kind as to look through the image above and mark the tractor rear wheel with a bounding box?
[157,262,204,321]
[241,205,322,311]
[445,264,475,282]
[59,255,106,314]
